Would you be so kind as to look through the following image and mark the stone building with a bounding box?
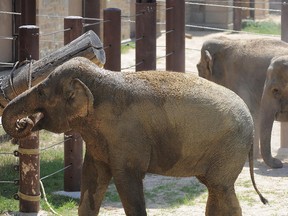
[1,0,270,68]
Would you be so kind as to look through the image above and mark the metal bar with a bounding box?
[83,0,101,37]
[18,25,40,213]
[135,1,157,71]
[233,0,242,31]
[104,8,121,71]
[166,0,185,72]
[18,26,39,62]
[21,0,36,25]
[63,17,84,192]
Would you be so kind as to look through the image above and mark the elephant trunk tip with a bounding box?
[2,112,44,139]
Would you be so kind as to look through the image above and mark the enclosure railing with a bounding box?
[0,0,287,214]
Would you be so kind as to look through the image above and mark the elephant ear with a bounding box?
[65,78,94,120]
[204,50,213,75]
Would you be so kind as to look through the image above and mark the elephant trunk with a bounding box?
[259,92,283,168]
[2,89,43,139]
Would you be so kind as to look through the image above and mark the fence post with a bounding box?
[135,0,157,71]
[63,16,84,191]
[21,0,36,25]
[83,0,101,37]
[166,0,185,72]
[17,25,40,213]
[280,1,288,149]
[104,8,121,71]
[233,0,242,31]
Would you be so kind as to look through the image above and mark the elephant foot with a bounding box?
[264,157,283,169]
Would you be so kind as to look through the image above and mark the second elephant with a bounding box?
[197,36,288,168]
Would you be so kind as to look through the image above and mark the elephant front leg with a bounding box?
[259,113,283,168]
[78,154,112,216]
[112,167,147,216]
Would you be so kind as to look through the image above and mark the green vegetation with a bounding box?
[0,129,208,215]
[121,41,135,54]
[242,19,281,35]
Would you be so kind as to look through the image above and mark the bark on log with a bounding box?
[0,30,105,114]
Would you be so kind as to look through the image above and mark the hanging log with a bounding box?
[0,30,105,114]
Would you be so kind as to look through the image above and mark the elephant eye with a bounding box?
[272,88,281,97]
[37,88,46,97]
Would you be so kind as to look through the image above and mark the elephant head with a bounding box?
[2,57,94,138]
[259,55,288,168]
[197,38,227,84]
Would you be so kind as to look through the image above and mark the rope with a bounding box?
[18,147,39,155]
[9,61,20,98]
[40,180,62,216]
[17,191,41,202]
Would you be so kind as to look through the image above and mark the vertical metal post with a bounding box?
[166,0,185,72]
[63,16,84,191]
[280,1,288,148]
[18,25,40,213]
[104,8,121,71]
[83,0,101,36]
[21,0,36,25]
[135,1,157,71]
[250,0,255,19]
[233,0,242,31]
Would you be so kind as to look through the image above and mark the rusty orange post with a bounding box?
[17,25,40,213]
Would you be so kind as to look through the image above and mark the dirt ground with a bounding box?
[104,18,288,216]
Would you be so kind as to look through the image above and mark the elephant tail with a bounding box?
[249,144,269,205]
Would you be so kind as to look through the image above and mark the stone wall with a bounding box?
[0,0,13,65]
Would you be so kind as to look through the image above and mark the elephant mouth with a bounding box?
[275,111,288,122]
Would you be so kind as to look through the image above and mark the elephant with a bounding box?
[2,57,267,216]
[197,36,288,169]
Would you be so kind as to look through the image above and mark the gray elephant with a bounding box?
[197,36,288,169]
[2,57,267,216]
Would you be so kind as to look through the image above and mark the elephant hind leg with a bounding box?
[201,181,242,216]
[197,171,242,216]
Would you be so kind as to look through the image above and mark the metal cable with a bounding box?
[40,137,72,152]
[40,164,72,181]
[36,28,71,37]
[185,2,281,13]
[121,61,144,70]
[186,24,280,38]
[0,11,21,15]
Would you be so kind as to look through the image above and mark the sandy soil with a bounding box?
[102,19,288,216]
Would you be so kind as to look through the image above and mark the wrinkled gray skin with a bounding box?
[2,57,267,216]
[197,37,288,169]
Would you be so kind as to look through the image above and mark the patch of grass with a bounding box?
[104,184,121,203]
[173,183,207,207]
[242,20,281,35]
[0,131,80,214]
[121,42,135,54]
